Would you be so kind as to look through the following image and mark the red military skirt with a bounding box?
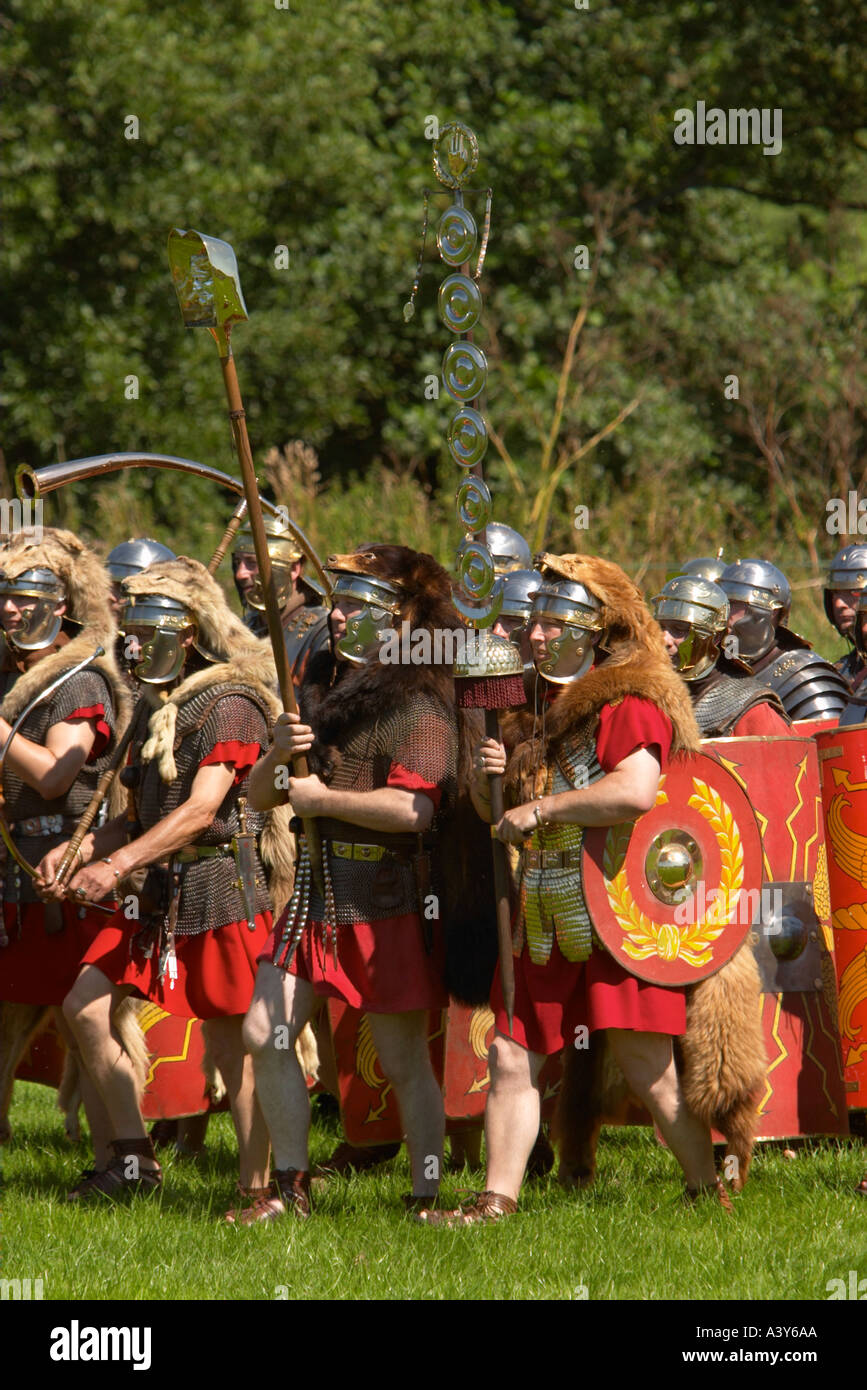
[0,901,108,1006]
[261,911,449,1016]
[82,911,272,1020]
[491,937,686,1056]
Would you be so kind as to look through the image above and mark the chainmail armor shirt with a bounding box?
[2,669,115,904]
[136,687,270,936]
[310,690,458,926]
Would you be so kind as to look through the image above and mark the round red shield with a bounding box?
[583,752,764,985]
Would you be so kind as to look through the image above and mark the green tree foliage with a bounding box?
[3,0,866,645]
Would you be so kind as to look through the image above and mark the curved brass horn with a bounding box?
[15,453,332,599]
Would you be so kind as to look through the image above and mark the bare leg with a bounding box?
[483,1032,546,1202]
[242,963,316,1173]
[62,966,155,1169]
[53,1007,113,1168]
[607,1028,715,1189]
[202,1016,269,1188]
[367,1010,443,1198]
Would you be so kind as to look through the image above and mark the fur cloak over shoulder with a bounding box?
[302,544,499,1004]
[503,552,701,800]
[122,557,295,914]
[0,529,132,812]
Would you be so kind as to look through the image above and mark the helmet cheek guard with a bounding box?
[120,593,196,685]
[651,578,728,682]
[328,571,404,666]
[239,560,295,613]
[127,626,189,685]
[537,624,596,684]
[728,606,778,663]
[0,568,66,652]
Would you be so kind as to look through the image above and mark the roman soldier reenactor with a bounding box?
[38,556,292,1201]
[231,515,329,692]
[417,553,737,1225]
[651,576,790,736]
[823,543,867,684]
[242,544,466,1222]
[0,527,129,1158]
[719,558,849,722]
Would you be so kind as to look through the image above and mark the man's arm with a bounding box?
[285,776,434,833]
[0,717,97,800]
[39,763,236,903]
[495,747,661,845]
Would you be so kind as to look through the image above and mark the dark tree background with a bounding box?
[4,0,866,647]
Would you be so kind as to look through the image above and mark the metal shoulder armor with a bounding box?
[692,671,787,737]
[283,606,330,679]
[755,649,850,721]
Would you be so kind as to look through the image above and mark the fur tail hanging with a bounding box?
[678,942,767,1190]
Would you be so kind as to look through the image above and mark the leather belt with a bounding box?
[330,841,397,863]
[173,844,233,864]
[8,815,75,837]
[522,848,582,870]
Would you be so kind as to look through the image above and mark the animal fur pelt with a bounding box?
[0,527,132,813]
[676,941,767,1188]
[555,943,767,1192]
[502,553,701,803]
[124,557,295,914]
[302,545,498,1003]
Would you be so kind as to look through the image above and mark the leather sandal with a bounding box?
[224,1183,281,1225]
[66,1168,101,1201]
[227,1169,312,1225]
[684,1175,734,1214]
[68,1138,162,1202]
[413,1190,518,1227]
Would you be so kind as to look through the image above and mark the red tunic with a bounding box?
[0,705,110,1005]
[493,694,687,1054]
[82,737,272,1019]
[263,762,449,1013]
[731,702,791,737]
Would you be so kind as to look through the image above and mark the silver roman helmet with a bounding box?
[119,592,197,685]
[719,558,791,663]
[0,566,67,650]
[327,565,404,666]
[528,574,603,684]
[823,544,867,637]
[232,515,307,611]
[486,522,533,575]
[679,551,726,584]
[106,537,176,583]
[498,568,543,636]
[652,576,728,681]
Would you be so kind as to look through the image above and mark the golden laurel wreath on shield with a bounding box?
[603,779,743,968]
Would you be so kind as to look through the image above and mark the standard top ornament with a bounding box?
[432,123,479,189]
[167,229,249,333]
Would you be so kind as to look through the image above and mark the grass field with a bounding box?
[1,1081,864,1303]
